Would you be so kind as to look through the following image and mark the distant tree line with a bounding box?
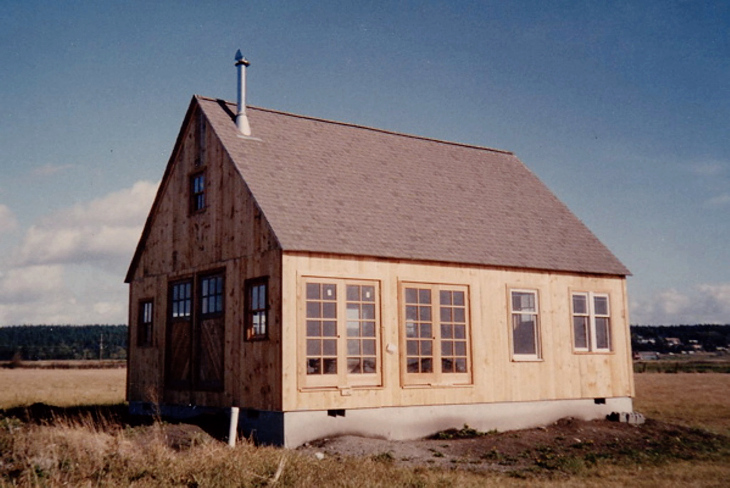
[2,324,728,360]
[0,325,127,361]
[631,324,730,354]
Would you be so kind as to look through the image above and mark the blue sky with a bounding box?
[1,0,728,325]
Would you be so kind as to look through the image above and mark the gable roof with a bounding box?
[193,96,628,276]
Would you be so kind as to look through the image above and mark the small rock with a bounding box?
[314,452,325,460]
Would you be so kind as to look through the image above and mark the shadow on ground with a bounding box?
[0,403,230,443]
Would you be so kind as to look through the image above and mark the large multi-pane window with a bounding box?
[245,278,268,340]
[510,289,541,360]
[401,283,471,385]
[302,278,380,388]
[572,292,611,352]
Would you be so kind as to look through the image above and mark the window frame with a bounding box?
[509,288,542,361]
[300,277,382,390]
[170,280,193,320]
[571,291,612,353]
[199,272,224,318]
[137,299,154,347]
[190,171,206,214]
[245,277,269,341]
[399,282,472,387]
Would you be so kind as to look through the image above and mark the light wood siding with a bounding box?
[281,252,632,412]
[127,105,283,411]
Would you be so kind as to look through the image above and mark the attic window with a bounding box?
[191,172,206,213]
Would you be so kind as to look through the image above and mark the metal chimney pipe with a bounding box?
[235,50,251,136]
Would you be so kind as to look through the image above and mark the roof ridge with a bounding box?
[195,95,514,156]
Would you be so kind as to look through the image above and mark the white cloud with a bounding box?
[0,205,18,234]
[31,163,75,177]
[0,180,158,325]
[0,265,66,304]
[631,284,730,325]
[14,180,158,270]
[705,193,730,207]
[690,161,725,177]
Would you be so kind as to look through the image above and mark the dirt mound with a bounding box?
[297,417,730,474]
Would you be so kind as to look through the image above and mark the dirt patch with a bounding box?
[297,417,730,474]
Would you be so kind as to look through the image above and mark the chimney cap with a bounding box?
[235,49,250,67]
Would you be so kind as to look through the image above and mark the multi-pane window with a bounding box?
[138,300,154,347]
[572,292,611,352]
[404,288,433,374]
[171,281,192,318]
[245,278,268,340]
[302,278,381,388]
[402,283,471,385]
[191,172,205,213]
[439,290,468,373]
[345,284,377,374]
[200,274,224,316]
[306,282,338,376]
[510,290,541,360]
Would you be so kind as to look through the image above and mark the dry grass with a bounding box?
[1,417,728,488]
[0,370,729,486]
[0,368,126,409]
[634,373,730,436]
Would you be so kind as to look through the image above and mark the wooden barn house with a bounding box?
[126,55,634,446]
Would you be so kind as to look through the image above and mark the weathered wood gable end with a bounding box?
[126,97,282,410]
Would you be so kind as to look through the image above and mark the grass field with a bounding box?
[0,368,126,409]
[634,373,730,436]
[1,370,729,487]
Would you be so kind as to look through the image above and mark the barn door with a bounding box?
[165,272,225,393]
[165,280,193,390]
[194,273,225,390]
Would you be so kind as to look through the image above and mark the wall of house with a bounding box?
[127,104,283,412]
[280,252,633,413]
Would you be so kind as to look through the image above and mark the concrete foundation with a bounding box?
[130,396,633,447]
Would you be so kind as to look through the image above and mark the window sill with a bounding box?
[511,356,543,362]
[298,384,384,393]
[401,383,473,389]
[245,336,268,342]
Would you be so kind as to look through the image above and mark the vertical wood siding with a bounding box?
[281,253,633,412]
[127,104,283,411]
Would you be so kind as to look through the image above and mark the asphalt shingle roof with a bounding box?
[197,96,629,276]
